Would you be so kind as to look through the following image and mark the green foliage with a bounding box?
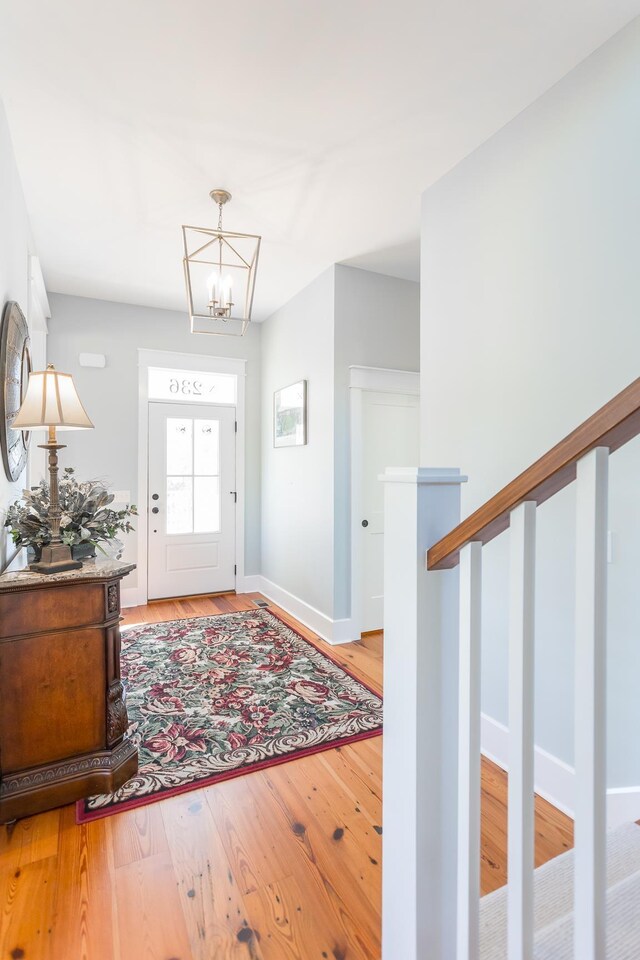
[4,467,138,552]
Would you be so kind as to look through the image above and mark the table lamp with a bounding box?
[12,363,94,573]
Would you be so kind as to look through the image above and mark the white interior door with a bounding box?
[361,391,419,632]
[148,402,236,600]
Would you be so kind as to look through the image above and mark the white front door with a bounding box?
[361,391,419,632]
[147,401,236,600]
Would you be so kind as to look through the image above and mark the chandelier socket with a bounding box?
[209,189,232,206]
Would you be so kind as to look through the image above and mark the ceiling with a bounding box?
[1,1,639,321]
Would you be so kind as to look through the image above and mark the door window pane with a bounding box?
[166,419,192,475]
[166,476,193,534]
[194,420,219,476]
[162,414,227,536]
[194,477,220,533]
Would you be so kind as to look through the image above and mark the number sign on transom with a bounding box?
[148,366,236,404]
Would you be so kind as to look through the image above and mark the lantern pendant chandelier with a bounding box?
[182,189,261,337]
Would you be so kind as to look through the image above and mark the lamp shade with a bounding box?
[12,365,94,431]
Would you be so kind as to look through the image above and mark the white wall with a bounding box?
[260,268,336,617]
[47,294,262,589]
[421,19,640,787]
[0,100,45,568]
[333,264,419,618]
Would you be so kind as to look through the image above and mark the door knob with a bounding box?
[152,493,159,501]
[152,507,159,514]
[362,519,369,528]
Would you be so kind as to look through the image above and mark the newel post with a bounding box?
[381,467,467,960]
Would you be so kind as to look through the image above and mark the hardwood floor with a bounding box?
[0,592,573,960]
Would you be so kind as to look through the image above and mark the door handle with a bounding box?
[152,507,160,514]
[152,493,160,501]
[362,519,369,528]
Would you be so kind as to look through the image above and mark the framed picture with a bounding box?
[274,380,307,447]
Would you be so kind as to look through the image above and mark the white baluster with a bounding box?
[574,447,608,960]
[458,540,483,960]
[508,501,537,960]
[381,467,466,960]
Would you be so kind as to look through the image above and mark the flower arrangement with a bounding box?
[4,467,137,559]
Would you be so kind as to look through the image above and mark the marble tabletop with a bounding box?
[0,557,136,590]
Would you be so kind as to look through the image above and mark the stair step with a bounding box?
[533,869,640,959]
[480,822,640,959]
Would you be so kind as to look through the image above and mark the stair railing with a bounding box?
[381,377,640,960]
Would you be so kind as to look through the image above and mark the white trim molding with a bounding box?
[349,367,420,639]
[136,348,247,605]
[121,586,144,609]
[28,254,51,325]
[138,348,248,378]
[240,575,357,645]
[26,256,49,487]
[348,364,419,395]
[481,713,640,829]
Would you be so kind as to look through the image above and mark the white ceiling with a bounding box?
[1,1,639,320]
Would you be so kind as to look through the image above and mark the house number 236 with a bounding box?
[169,378,203,396]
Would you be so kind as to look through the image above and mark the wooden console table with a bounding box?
[0,559,139,822]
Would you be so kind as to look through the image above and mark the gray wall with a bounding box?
[333,264,420,618]
[47,266,419,621]
[0,101,38,568]
[47,294,262,589]
[260,268,336,617]
[260,264,420,623]
[420,20,640,786]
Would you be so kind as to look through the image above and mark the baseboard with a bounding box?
[121,586,144,608]
[239,575,357,645]
[607,787,640,828]
[481,713,640,828]
[481,714,575,819]
[236,574,264,595]
[122,574,358,646]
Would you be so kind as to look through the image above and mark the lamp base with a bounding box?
[29,542,82,575]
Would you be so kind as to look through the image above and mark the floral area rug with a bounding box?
[77,609,382,821]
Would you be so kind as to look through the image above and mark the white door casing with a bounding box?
[147,401,236,599]
[361,391,419,631]
[132,349,247,609]
[26,255,50,487]
[349,366,420,638]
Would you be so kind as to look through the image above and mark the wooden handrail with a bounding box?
[427,377,640,570]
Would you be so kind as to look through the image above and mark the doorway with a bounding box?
[350,367,420,637]
[134,350,247,609]
[147,401,236,600]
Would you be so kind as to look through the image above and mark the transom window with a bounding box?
[149,366,236,405]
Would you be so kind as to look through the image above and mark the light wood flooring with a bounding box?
[0,592,573,960]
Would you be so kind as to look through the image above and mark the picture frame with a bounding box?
[274,379,307,447]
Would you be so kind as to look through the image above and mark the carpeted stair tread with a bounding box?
[480,822,640,959]
[532,869,640,960]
